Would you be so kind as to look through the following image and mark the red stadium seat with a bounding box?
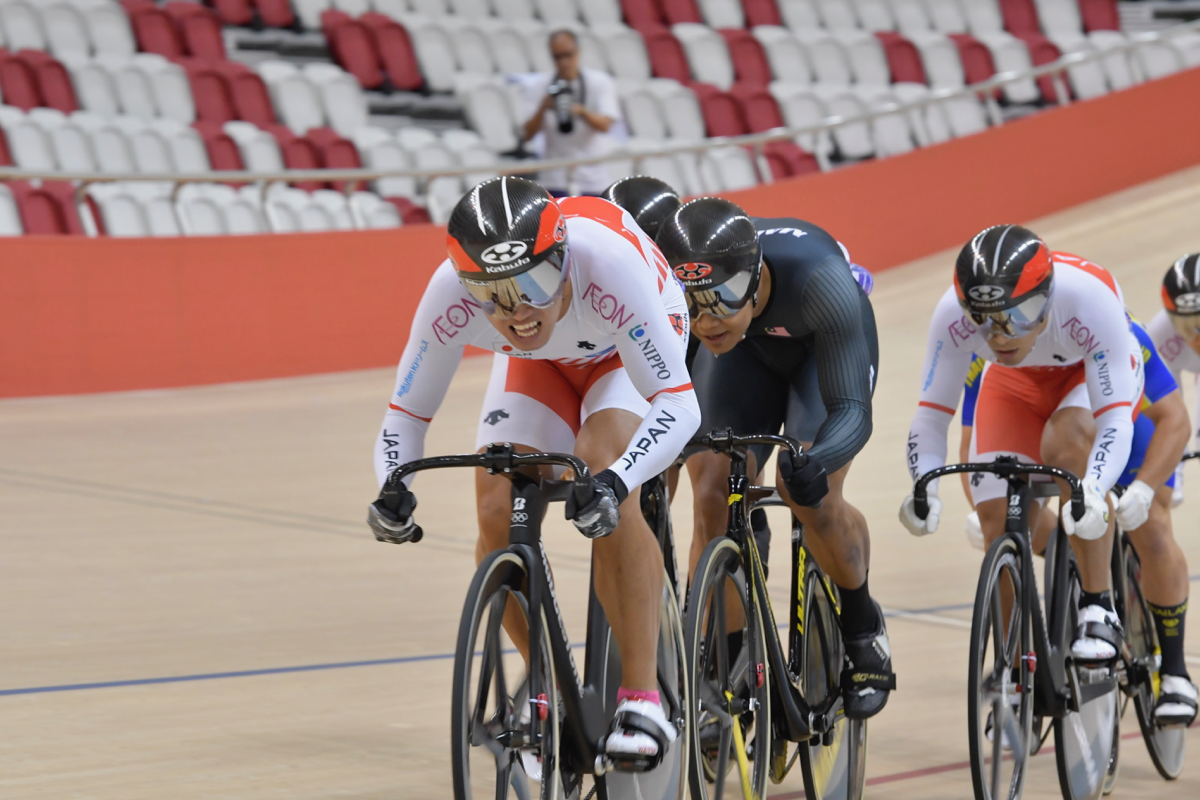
[322,11,385,90]
[385,197,432,225]
[0,127,12,166]
[207,0,256,27]
[254,0,296,29]
[175,7,228,60]
[719,30,772,87]
[266,125,326,191]
[120,0,157,12]
[998,0,1041,35]
[1020,34,1065,102]
[16,51,79,114]
[128,7,187,58]
[307,125,362,191]
[218,65,277,125]
[742,0,782,27]
[763,141,819,179]
[185,64,237,122]
[361,13,424,92]
[0,52,42,110]
[661,0,703,25]
[875,33,928,84]
[10,181,85,235]
[1078,0,1119,31]
[622,0,665,29]
[948,34,997,86]
[639,26,693,83]
[692,82,748,136]
[192,121,246,170]
[730,83,781,131]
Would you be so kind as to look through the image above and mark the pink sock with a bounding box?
[617,688,660,706]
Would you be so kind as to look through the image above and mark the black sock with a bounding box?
[1148,599,1190,679]
[751,509,770,580]
[1079,590,1114,613]
[838,574,880,639]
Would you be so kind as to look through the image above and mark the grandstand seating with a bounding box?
[0,0,1193,236]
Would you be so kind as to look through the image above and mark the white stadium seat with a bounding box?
[353,126,419,198]
[409,0,452,16]
[129,127,175,174]
[910,33,966,88]
[145,61,195,124]
[1135,40,1185,81]
[396,126,440,153]
[333,0,372,15]
[891,81,950,145]
[852,0,895,32]
[578,0,623,26]
[50,122,99,171]
[962,0,1004,36]
[270,72,327,134]
[698,0,745,30]
[256,59,299,84]
[534,0,580,25]
[458,81,520,153]
[816,0,859,31]
[625,139,693,195]
[1033,0,1083,37]
[939,92,989,138]
[620,81,669,140]
[349,192,403,229]
[838,31,891,86]
[1174,33,1200,68]
[27,107,68,129]
[450,23,498,77]
[448,0,494,18]
[494,0,537,21]
[5,120,58,171]
[224,121,286,172]
[673,23,735,91]
[594,23,652,82]
[293,0,333,31]
[88,184,150,237]
[414,141,464,224]
[857,84,916,155]
[91,124,137,173]
[769,82,831,159]
[519,24,555,73]
[800,34,854,87]
[778,0,821,31]
[490,26,535,74]
[113,63,159,120]
[0,185,24,236]
[1088,31,1139,91]
[890,0,932,37]
[407,20,459,93]
[925,0,969,33]
[178,197,228,235]
[455,145,500,185]
[698,146,758,192]
[440,128,488,152]
[150,119,210,173]
[812,86,874,159]
[312,189,356,230]
[43,4,92,59]
[123,182,182,236]
[0,2,47,52]
[753,27,815,85]
[1055,41,1109,99]
[66,60,121,118]
[648,79,706,140]
[976,33,1040,102]
[85,5,137,57]
[305,67,369,137]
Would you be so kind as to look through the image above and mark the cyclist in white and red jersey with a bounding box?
[366,177,699,770]
[900,225,1142,664]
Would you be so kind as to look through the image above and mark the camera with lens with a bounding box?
[547,78,575,134]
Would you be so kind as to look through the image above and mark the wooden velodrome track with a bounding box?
[3,166,1200,799]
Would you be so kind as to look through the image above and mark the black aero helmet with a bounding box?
[447,176,568,318]
[656,197,761,319]
[601,176,681,241]
[954,224,1053,337]
[1163,254,1200,337]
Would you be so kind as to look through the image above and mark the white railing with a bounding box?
[0,20,1197,195]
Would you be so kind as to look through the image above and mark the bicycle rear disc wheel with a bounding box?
[452,551,563,800]
[967,536,1034,800]
[1054,577,1118,800]
[602,570,690,800]
[799,564,867,800]
[1121,538,1186,779]
[685,537,771,800]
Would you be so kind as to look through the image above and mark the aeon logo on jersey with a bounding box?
[674,263,712,281]
[967,285,1005,304]
[1175,292,1200,312]
[480,240,528,265]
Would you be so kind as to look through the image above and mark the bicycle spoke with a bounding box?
[495,754,515,800]
[990,697,1003,799]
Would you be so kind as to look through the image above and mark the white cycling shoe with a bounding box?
[1070,605,1121,663]
[605,698,677,772]
[1155,675,1199,728]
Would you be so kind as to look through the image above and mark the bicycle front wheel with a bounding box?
[1120,536,1186,780]
[452,550,563,800]
[685,536,771,800]
[798,560,867,800]
[968,535,1034,800]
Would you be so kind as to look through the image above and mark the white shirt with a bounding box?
[526,68,621,194]
[1147,309,1200,446]
[907,254,1143,494]
[375,197,699,491]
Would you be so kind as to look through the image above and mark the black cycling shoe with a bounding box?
[841,604,896,720]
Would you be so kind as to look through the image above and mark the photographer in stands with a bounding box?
[521,30,620,197]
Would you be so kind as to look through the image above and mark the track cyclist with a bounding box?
[656,197,895,719]
[366,177,701,770]
[1137,252,1200,725]
[901,224,1143,666]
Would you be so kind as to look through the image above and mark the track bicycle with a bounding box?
[1106,451,1200,782]
[685,430,867,800]
[379,443,689,800]
[914,457,1119,800]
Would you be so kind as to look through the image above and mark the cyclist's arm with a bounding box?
[373,265,470,487]
[907,290,975,490]
[1081,308,1139,493]
[959,427,974,509]
[801,259,874,473]
[1139,390,1190,489]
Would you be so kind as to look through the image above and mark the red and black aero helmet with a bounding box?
[655,197,761,319]
[601,176,681,241]
[954,225,1054,337]
[447,177,568,318]
[1163,254,1200,337]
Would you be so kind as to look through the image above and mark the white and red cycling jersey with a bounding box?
[1147,309,1200,447]
[374,197,700,491]
[907,253,1143,494]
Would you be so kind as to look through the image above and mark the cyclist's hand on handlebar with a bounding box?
[367,481,420,544]
[565,468,626,539]
[899,493,941,536]
[777,450,828,508]
[1116,479,1153,530]
[1062,476,1109,541]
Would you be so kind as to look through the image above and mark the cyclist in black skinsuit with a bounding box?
[656,197,892,719]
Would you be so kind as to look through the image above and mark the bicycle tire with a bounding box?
[1120,536,1186,780]
[798,560,867,800]
[684,536,771,800]
[967,535,1034,800]
[452,550,564,800]
[1053,560,1118,800]
[597,568,691,800]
